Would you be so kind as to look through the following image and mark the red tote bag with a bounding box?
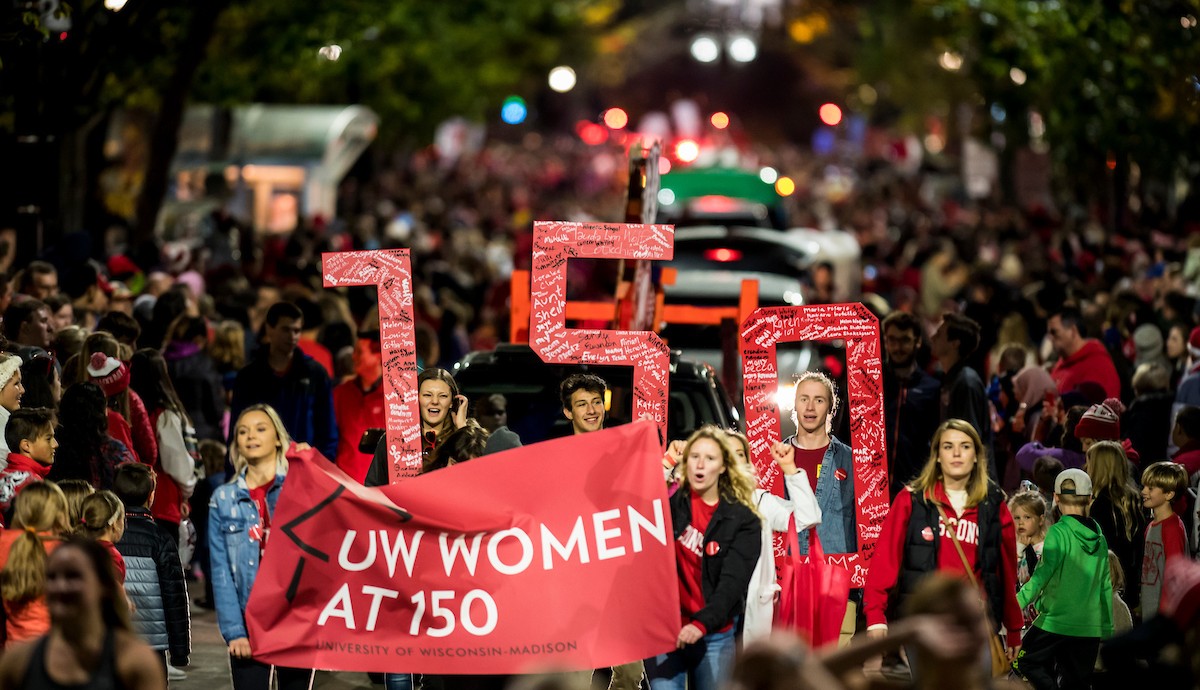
[774,515,851,647]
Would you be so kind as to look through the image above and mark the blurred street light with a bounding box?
[548,66,577,93]
[710,111,730,129]
[318,44,342,61]
[727,35,757,63]
[690,36,720,63]
[603,107,629,129]
[938,51,964,71]
[818,103,842,126]
[675,139,700,162]
[1010,67,1027,85]
[104,0,128,11]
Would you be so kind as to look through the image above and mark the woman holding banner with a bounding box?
[648,426,762,690]
[863,418,1023,674]
[209,404,314,690]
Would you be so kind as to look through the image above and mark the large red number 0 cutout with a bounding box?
[741,303,888,587]
[323,250,420,484]
[530,221,673,446]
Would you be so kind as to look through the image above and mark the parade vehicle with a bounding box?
[451,344,741,445]
[656,167,787,229]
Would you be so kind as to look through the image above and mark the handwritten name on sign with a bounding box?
[529,221,674,445]
[323,250,420,484]
[244,424,678,674]
[740,303,887,588]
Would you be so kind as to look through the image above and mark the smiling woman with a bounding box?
[211,404,315,690]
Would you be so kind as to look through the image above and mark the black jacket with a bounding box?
[897,485,1005,632]
[165,349,226,443]
[229,347,337,459]
[116,507,190,665]
[883,365,941,497]
[669,489,761,633]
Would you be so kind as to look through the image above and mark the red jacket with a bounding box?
[106,410,136,463]
[864,483,1024,647]
[1172,443,1200,479]
[0,453,51,522]
[332,378,385,483]
[128,390,158,469]
[1051,339,1121,400]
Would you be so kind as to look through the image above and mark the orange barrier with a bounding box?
[509,267,760,343]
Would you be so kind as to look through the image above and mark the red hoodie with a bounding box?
[0,453,52,521]
[864,483,1024,647]
[1051,339,1121,400]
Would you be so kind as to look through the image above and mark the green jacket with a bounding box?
[1017,514,1114,638]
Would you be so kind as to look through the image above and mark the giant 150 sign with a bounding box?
[323,221,887,586]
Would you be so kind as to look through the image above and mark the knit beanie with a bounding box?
[0,354,21,390]
[86,352,129,397]
[1074,397,1124,441]
[1189,326,1200,360]
[1132,324,1165,368]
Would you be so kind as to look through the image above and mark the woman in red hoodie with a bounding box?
[864,419,1023,669]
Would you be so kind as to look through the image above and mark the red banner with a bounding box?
[245,422,679,674]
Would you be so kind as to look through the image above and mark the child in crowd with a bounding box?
[114,462,191,685]
[0,407,57,524]
[1014,469,1113,690]
[0,482,70,645]
[1010,490,1049,630]
[77,490,127,583]
[56,478,95,527]
[1139,461,1190,619]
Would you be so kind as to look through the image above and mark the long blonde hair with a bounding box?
[910,419,992,508]
[1085,441,1141,541]
[678,426,760,517]
[1,482,70,602]
[230,404,291,476]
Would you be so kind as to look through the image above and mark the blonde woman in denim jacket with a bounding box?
[209,404,313,690]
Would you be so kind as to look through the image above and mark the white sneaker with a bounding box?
[167,666,187,681]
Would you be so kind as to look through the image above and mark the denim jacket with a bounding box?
[208,461,287,643]
[786,434,856,555]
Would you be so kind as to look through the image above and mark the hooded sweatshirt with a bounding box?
[1051,339,1121,401]
[1017,514,1114,638]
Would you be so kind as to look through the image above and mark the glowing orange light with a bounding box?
[675,139,700,163]
[818,103,842,126]
[658,157,672,175]
[1106,153,1117,170]
[775,176,796,196]
[710,112,730,129]
[603,108,629,129]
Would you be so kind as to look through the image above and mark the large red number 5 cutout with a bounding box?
[741,303,888,587]
[323,250,420,484]
[530,221,673,446]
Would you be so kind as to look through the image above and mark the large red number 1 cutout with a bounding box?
[741,303,888,587]
[323,250,420,484]
[530,221,673,446]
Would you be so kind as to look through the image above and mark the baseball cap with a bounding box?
[1054,468,1093,496]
